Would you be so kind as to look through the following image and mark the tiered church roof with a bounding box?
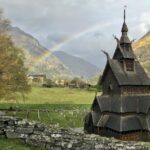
[84,9,150,141]
[101,59,150,85]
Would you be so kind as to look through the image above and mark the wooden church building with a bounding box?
[84,9,150,141]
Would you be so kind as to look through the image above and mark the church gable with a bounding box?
[113,44,135,60]
[101,63,120,95]
[113,46,123,60]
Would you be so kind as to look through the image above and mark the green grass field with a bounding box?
[6,104,90,128]
[0,87,95,149]
[26,87,95,104]
[0,87,95,104]
[0,87,95,128]
[0,138,45,150]
[0,87,95,126]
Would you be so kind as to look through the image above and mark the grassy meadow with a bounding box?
[0,87,95,104]
[24,87,95,104]
[0,87,96,128]
[0,138,45,150]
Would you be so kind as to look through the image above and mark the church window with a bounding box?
[125,60,134,71]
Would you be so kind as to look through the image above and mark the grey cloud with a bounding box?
[46,32,71,47]
[0,0,150,67]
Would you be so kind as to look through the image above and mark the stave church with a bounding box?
[84,9,150,141]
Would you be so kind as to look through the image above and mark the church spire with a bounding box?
[120,6,130,44]
[124,8,126,22]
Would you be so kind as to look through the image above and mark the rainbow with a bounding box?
[29,21,115,72]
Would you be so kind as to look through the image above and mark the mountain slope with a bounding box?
[6,26,73,79]
[133,31,150,73]
[53,51,99,78]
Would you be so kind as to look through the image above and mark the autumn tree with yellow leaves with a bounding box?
[0,10,30,100]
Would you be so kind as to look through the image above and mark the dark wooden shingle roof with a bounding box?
[94,95,150,113]
[101,59,150,86]
[115,44,136,59]
[89,95,150,132]
[96,114,149,132]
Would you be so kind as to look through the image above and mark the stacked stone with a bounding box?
[0,115,149,150]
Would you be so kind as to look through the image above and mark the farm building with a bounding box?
[28,74,47,85]
[84,9,150,141]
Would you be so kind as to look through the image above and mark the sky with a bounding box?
[0,0,150,68]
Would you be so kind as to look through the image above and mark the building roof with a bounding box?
[120,9,130,44]
[113,9,134,58]
[114,44,136,59]
[93,95,150,114]
[90,95,150,132]
[101,59,150,86]
[96,114,149,132]
[100,8,150,86]
[120,25,130,44]
[121,22,128,32]
[89,95,150,132]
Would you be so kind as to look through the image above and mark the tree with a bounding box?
[0,35,31,100]
[43,79,53,88]
[70,77,86,89]
[0,10,30,100]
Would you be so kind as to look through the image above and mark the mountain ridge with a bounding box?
[53,51,100,79]
[5,25,100,79]
[133,31,150,73]
[6,25,74,79]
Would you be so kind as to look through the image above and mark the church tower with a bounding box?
[84,9,150,141]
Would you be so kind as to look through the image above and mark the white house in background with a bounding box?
[55,79,65,87]
[28,74,47,85]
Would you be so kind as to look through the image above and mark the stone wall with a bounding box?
[0,115,150,150]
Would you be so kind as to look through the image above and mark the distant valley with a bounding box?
[4,25,150,79]
[6,26,74,79]
[5,26,100,79]
[53,51,99,79]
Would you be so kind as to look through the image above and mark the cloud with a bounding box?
[46,32,70,47]
[139,11,150,33]
[0,0,149,68]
